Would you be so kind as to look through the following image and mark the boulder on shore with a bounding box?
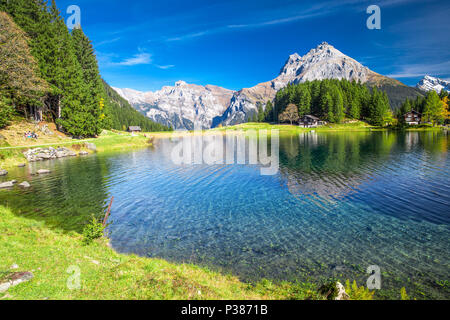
[86,143,97,152]
[0,272,34,293]
[24,147,77,162]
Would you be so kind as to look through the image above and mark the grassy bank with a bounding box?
[0,121,155,169]
[0,205,325,300]
[214,121,375,133]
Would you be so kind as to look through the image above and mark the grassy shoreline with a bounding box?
[0,205,324,300]
[0,121,443,169]
[1,120,445,169]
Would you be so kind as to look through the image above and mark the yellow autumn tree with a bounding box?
[441,96,450,124]
[0,11,48,123]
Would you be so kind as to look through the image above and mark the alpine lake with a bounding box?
[1,130,449,299]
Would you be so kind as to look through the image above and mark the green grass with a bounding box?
[214,121,375,133]
[0,205,325,300]
[0,130,154,169]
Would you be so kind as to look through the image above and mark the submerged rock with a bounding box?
[18,164,26,168]
[0,169,7,176]
[37,169,51,175]
[0,180,17,189]
[19,181,31,188]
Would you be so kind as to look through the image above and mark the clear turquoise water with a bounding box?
[1,131,449,299]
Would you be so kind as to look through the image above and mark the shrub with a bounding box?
[400,287,409,300]
[345,280,375,300]
[318,281,339,300]
[82,216,105,245]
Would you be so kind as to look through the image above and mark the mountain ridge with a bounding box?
[417,75,450,93]
[115,42,421,129]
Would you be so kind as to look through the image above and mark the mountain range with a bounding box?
[114,42,431,130]
[416,75,450,93]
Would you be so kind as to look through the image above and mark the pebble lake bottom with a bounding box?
[1,131,449,299]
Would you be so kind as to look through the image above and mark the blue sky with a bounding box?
[55,0,450,92]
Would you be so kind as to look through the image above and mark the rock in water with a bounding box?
[335,282,350,300]
[19,181,31,188]
[85,143,97,151]
[78,151,89,156]
[319,281,350,300]
[0,169,7,176]
[0,180,17,189]
[18,164,26,168]
[37,169,51,174]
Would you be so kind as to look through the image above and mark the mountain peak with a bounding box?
[417,75,450,93]
[317,41,331,49]
[175,80,187,87]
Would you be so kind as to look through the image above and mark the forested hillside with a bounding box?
[272,79,393,126]
[269,79,449,127]
[0,0,169,136]
[103,80,170,132]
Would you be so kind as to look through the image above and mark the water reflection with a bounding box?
[0,155,112,231]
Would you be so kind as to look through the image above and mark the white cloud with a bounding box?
[95,37,121,47]
[387,60,450,78]
[115,53,152,66]
[156,65,175,70]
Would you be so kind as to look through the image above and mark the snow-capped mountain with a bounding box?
[115,42,409,129]
[215,42,398,126]
[113,81,234,130]
[416,75,450,93]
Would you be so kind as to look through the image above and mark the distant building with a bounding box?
[404,110,422,125]
[128,126,142,133]
[299,115,322,128]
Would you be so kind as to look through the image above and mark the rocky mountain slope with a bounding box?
[215,42,408,126]
[417,75,450,93]
[115,42,421,130]
[113,81,234,130]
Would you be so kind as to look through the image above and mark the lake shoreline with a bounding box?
[0,205,328,300]
[1,121,446,169]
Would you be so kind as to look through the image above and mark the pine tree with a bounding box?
[349,99,360,120]
[297,86,311,117]
[368,88,391,126]
[71,27,112,132]
[264,100,273,122]
[256,102,264,122]
[320,93,334,122]
[3,0,102,137]
[332,87,344,123]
